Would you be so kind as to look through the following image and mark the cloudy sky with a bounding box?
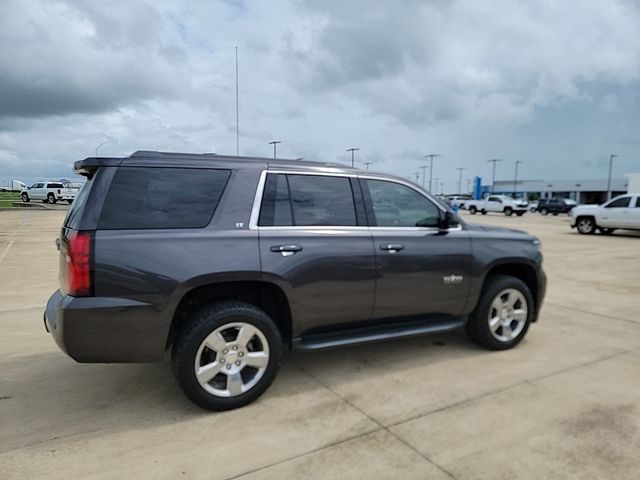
[1,0,639,190]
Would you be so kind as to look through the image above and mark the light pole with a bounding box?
[456,167,467,194]
[419,164,429,189]
[607,154,618,200]
[514,160,523,197]
[434,178,439,195]
[414,171,420,183]
[346,148,360,168]
[95,141,108,157]
[425,154,441,192]
[269,140,281,159]
[364,161,373,170]
[488,158,502,193]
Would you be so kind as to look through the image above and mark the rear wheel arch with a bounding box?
[167,280,293,351]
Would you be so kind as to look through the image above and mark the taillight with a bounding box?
[66,231,93,297]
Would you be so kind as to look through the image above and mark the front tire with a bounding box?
[469,206,477,215]
[172,301,282,411]
[21,193,29,202]
[576,217,596,234]
[466,275,533,350]
[540,208,548,215]
[504,207,513,216]
[481,209,487,215]
[600,228,615,235]
[516,211,525,217]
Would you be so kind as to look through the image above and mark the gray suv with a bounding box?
[45,151,546,410]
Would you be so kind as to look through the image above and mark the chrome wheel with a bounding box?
[488,288,528,342]
[577,217,595,234]
[194,322,270,398]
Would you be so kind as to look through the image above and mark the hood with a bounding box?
[571,204,599,214]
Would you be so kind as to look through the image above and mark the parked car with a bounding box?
[465,195,528,216]
[570,194,640,234]
[536,197,576,215]
[447,195,471,209]
[45,151,546,411]
[21,181,77,204]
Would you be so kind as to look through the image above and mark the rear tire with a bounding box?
[576,216,596,234]
[47,193,57,204]
[67,199,73,204]
[469,206,477,215]
[21,193,29,202]
[172,301,282,411]
[466,275,533,350]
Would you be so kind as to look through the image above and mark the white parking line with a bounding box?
[0,240,14,265]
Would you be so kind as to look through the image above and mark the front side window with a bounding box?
[259,174,357,227]
[636,197,640,208]
[605,196,631,208]
[366,179,441,227]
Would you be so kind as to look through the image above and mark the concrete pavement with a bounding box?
[1,209,639,479]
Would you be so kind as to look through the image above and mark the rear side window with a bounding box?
[47,183,64,188]
[259,174,357,226]
[99,167,230,229]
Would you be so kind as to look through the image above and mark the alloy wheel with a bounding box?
[194,322,270,397]
[488,288,528,342]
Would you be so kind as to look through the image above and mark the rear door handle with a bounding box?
[380,243,404,253]
[270,244,303,256]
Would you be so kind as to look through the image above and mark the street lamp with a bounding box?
[425,154,441,192]
[268,141,281,159]
[95,141,108,157]
[488,158,502,193]
[346,148,360,168]
[419,164,429,189]
[456,167,467,194]
[414,171,420,183]
[607,154,618,200]
[514,160,523,197]
[364,161,373,170]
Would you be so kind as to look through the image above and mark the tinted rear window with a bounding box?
[259,173,357,227]
[64,177,92,228]
[99,167,230,229]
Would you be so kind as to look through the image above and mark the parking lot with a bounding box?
[1,209,639,479]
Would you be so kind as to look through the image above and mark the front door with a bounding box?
[255,172,376,336]
[361,178,473,320]
[597,196,632,228]
[486,196,503,212]
[29,183,45,200]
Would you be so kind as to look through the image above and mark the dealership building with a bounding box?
[482,176,631,204]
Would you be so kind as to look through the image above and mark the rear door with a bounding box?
[361,177,473,320]
[255,172,376,336]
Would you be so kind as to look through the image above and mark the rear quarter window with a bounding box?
[98,167,230,229]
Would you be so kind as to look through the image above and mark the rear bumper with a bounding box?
[45,290,169,363]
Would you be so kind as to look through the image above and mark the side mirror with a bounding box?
[438,211,455,230]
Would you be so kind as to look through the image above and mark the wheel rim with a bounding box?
[488,288,528,342]
[578,219,592,233]
[194,322,270,398]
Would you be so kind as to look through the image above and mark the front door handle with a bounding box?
[380,243,404,253]
[270,244,303,256]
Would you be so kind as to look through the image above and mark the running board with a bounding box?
[292,317,466,352]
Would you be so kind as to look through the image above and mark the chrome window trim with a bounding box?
[248,169,459,232]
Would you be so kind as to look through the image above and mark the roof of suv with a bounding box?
[74,150,361,176]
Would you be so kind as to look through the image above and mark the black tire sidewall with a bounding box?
[470,206,477,214]
[466,275,534,350]
[172,302,282,411]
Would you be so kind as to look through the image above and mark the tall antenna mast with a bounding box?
[235,46,239,156]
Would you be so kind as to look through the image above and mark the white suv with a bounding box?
[570,194,640,234]
[21,181,77,204]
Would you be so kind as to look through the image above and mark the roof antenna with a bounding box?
[235,46,240,156]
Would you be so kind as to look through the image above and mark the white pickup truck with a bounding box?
[465,195,528,216]
[21,181,78,204]
[570,194,640,234]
